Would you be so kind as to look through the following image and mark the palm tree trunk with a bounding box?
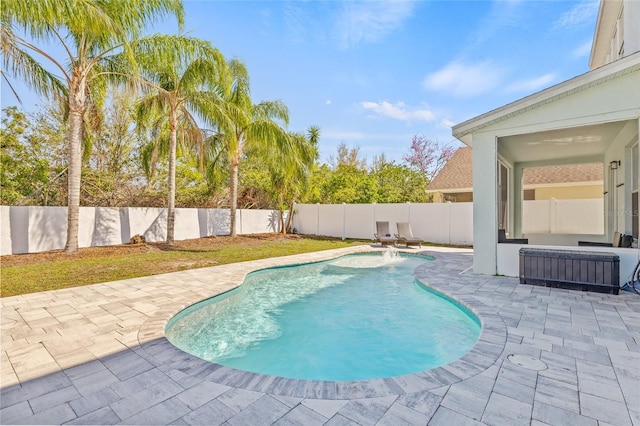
[229,159,239,237]
[285,198,295,234]
[167,111,177,245]
[64,88,85,253]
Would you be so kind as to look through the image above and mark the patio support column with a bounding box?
[473,134,498,275]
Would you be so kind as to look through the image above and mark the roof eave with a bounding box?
[451,51,640,142]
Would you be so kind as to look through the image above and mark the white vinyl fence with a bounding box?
[1,199,606,255]
[292,202,474,245]
[1,206,284,255]
[522,199,604,234]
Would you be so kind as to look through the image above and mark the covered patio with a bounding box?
[452,52,640,282]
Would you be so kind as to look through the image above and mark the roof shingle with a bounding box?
[427,147,603,191]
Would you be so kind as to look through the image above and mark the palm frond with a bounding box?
[253,100,289,127]
[1,26,67,100]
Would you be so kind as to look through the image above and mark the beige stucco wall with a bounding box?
[428,192,444,203]
[532,184,603,200]
[428,191,473,203]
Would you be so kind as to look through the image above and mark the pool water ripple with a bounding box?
[166,253,481,381]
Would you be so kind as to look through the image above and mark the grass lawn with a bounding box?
[1,234,367,297]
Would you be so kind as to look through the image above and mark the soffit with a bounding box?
[499,120,630,163]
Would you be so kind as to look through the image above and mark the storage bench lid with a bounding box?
[519,248,619,261]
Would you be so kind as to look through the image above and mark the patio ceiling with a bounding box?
[498,120,633,164]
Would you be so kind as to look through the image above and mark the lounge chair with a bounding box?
[578,231,633,247]
[498,229,528,244]
[375,221,397,246]
[395,222,423,248]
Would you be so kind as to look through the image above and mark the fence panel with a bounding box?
[1,205,286,254]
[291,204,318,235]
[90,207,123,247]
[523,199,604,234]
[373,203,409,237]
[197,208,230,237]
[554,199,604,234]
[239,209,282,234]
[450,203,474,244]
[345,204,376,240]
[25,207,68,253]
[293,202,474,245]
[522,201,550,233]
[317,205,345,238]
[4,199,601,255]
[409,203,452,244]
[1,206,11,255]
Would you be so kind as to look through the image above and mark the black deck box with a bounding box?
[519,248,619,295]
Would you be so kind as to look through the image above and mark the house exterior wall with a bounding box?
[532,184,603,200]
[590,0,640,68]
[443,192,473,202]
[626,3,640,56]
[469,68,639,275]
[429,191,473,203]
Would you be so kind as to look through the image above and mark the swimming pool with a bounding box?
[165,252,481,381]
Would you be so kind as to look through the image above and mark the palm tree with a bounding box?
[268,126,320,233]
[1,0,184,252]
[205,59,292,237]
[121,35,229,244]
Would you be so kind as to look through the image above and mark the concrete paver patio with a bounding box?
[1,246,639,425]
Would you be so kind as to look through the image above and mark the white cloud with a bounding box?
[335,1,415,48]
[326,100,332,105]
[571,40,593,59]
[422,61,508,97]
[283,2,312,44]
[439,118,455,129]
[553,0,599,29]
[470,0,526,46]
[505,73,556,93]
[360,101,436,122]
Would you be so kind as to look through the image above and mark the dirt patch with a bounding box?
[1,233,308,267]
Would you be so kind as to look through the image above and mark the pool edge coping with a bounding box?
[135,246,507,400]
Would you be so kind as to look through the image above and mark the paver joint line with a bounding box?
[2,245,638,426]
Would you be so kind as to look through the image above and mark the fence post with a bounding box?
[342,203,346,240]
[447,201,452,245]
[372,202,376,239]
[316,203,320,235]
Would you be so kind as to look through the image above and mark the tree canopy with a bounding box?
[1,1,457,242]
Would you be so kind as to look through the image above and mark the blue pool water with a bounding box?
[165,252,481,381]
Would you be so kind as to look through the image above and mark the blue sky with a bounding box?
[1,0,600,163]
